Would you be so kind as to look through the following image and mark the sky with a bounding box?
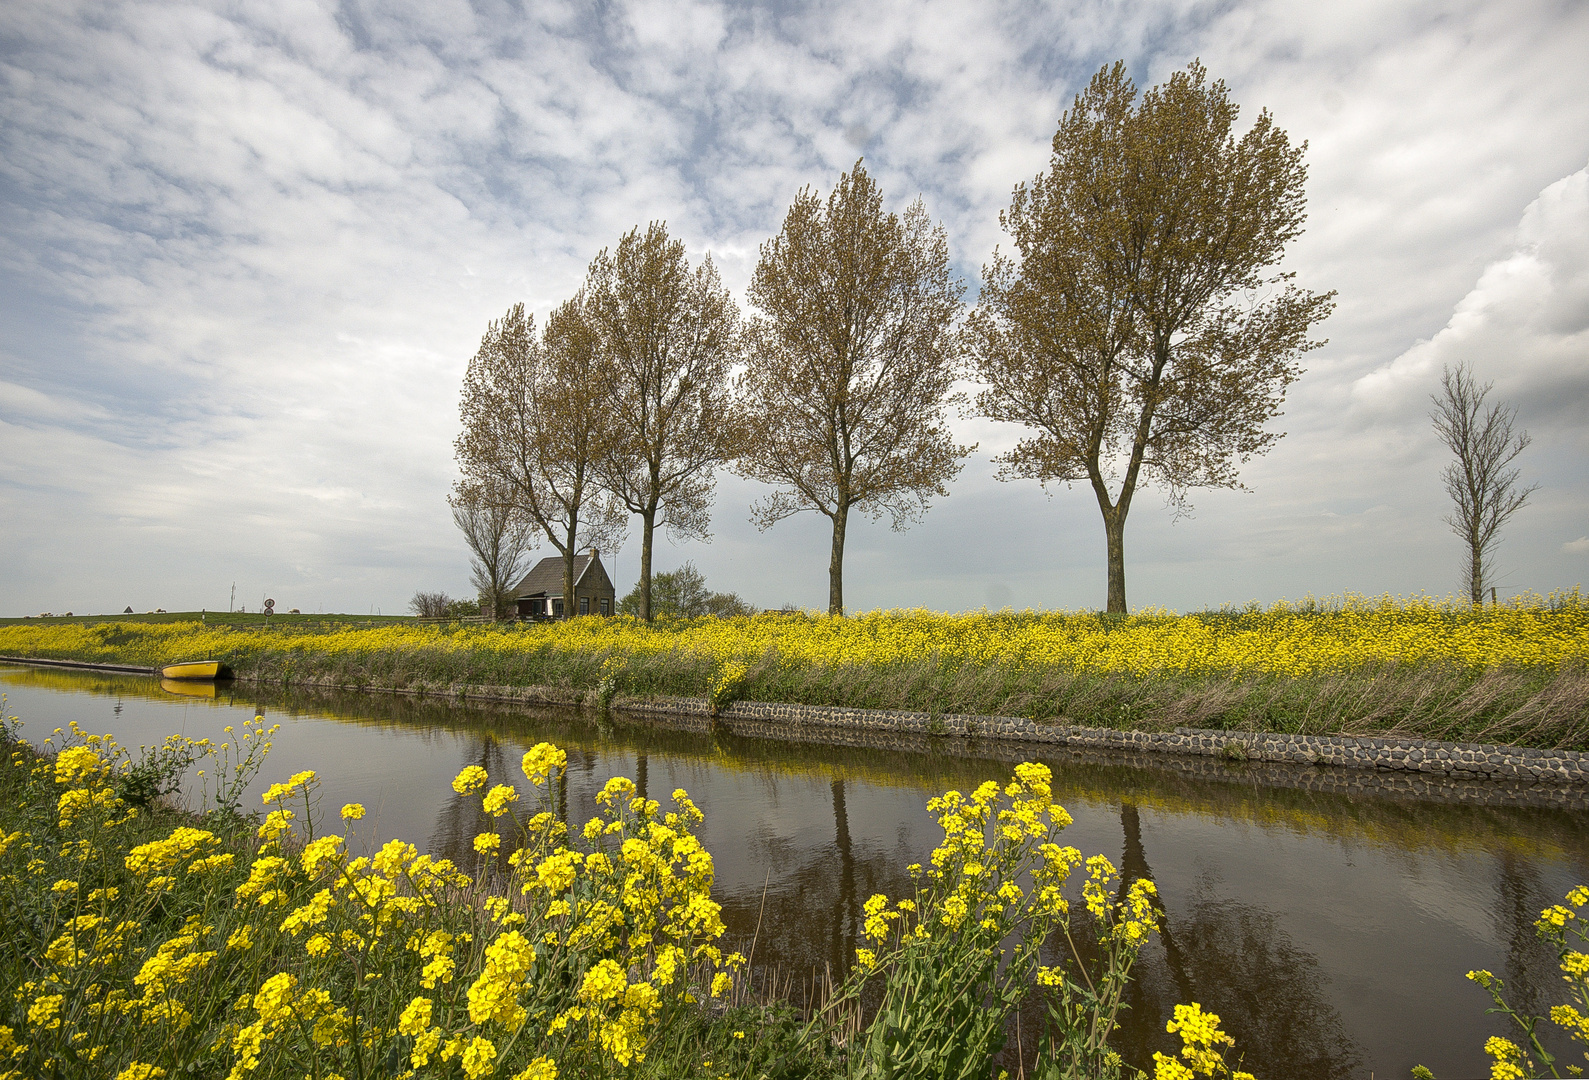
[2,0,1587,618]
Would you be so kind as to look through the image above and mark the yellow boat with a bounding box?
[160,660,231,680]
[160,677,218,699]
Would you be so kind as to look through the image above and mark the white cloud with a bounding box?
[1351,162,1589,421]
[1566,537,1589,555]
[1,0,1587,615]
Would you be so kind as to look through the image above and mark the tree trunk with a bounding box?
[828,502,849,616]
[639,508,656,622]
[1469,541,1484,605]
[1104,506,1127,614]
[831,779,856,974]
[562,517,578,621]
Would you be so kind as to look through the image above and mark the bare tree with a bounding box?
[455,298,625,618]
[584,223,740,621]
[738,162,970,615]
[450,481,535,618]
[1430,363,1536,603]
[408,591,452,618]
[967,61,1335,613]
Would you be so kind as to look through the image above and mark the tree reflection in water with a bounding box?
[426,733,507,863]
[832,779,858,976]
[1494,848,1577,1064]
[1109,802,1361,1080]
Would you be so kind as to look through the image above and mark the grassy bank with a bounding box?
[1,593,1586,751]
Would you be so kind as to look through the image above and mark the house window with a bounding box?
[580,597,590,615]
[599,598,610,615]
[552,598,564,618]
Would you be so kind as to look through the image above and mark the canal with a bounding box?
[2,662,1584,1079]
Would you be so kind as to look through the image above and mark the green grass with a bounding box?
[0,610,421,629]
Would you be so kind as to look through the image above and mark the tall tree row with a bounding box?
[458,59,1336,619]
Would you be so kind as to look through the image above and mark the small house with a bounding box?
[511,549,617,620]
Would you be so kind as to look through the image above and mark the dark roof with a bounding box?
[511,553,600,597]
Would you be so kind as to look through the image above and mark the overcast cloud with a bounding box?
[2,0,1586,616]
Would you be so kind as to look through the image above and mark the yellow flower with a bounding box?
[522,743,567,784]
[28,993,64,1031]
[54,746,105,784]
[452,765,489,795]
[397,997,433,1036]
[114,1064,167,1080]
[511,1056,558,1080]
[474,832,502,854]
[461,1037,498,1080]
[256,809,295,842]
[300,836,344,876]
[482,784,519,817]
[580,959,628,1004]
[1154,1053,1196,1080]
[340,802,365,821]
[1538,905,1575,931]
[1483,1035,1527,1080]
[261,770,316,805]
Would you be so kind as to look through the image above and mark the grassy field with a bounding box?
[0,610,418,629]
[1,593,1586,750]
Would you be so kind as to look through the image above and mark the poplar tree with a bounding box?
[583,223,740,621]
[1430,363,1536,604]
[738,162,970,615]
[454,298,625,618]
[449,480,534,618]
[968,61,1335,613]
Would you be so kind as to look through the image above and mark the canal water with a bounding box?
[2,662,1584,1080]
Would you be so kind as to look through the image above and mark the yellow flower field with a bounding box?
[3,592,1586,749]
[1,592,1585,678]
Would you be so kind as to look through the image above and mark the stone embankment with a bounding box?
[619,696,1589,788]
[4,655,1584,798]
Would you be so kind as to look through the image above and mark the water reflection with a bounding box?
[2,664,1586,1080]
[1170,882,1358,1079]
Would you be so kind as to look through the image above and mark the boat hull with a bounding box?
[160,660,230,680]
